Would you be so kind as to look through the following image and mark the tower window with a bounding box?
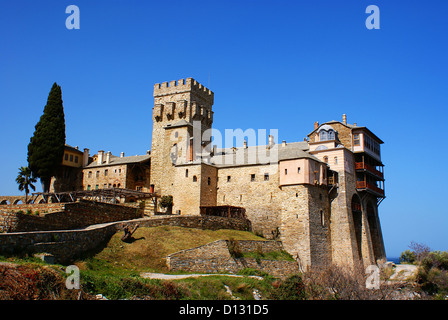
[193,175,197,182]
[334,157,338,164]
[185,169,189,177]
[353,134,360,146]
[227,176,231,182]
[298,167,301,173]
[284,169,288,175]
[250,174,256,182]
[264,173,269,181]
[104,169,108,176]
[207,177,211,185]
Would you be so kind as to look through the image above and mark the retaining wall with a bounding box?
[0,200,142,233]
[167,239,299,278]
[0,215,252,264]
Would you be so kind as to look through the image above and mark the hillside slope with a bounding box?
[90,225,265,273]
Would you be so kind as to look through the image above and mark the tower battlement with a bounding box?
[154,78,214,103]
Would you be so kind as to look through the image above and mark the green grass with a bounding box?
[89,225,264,273]
[0,226,286,300]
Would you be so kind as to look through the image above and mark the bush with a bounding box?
[269,275,307,300]
[400,250,416,264]
[159,195,173,209]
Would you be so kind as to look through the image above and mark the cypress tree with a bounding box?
[27,82,66,192]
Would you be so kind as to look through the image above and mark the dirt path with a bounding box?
[390,264,418,280]
[140,272,263,281]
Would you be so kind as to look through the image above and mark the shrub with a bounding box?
[400,250,416,264]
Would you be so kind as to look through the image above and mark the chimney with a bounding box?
[269,135,274,146]
[282,140,286,147]
[243,139,248,149]
[83,148,89,167]
[97,150,104,165]
[105,151,111,164]
[342,114,347,125]
[120,152,125,158]
[314,122,319,130]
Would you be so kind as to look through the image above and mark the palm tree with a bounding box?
[16,166,37,204]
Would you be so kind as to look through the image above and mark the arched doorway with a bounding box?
[351,194,363,263]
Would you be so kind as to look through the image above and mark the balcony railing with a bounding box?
[355,162,384,179]
[356,181,385,196]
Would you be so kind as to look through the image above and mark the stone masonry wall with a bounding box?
[0,215,252,264]
[167,239,298,278]
[0,200,142,233]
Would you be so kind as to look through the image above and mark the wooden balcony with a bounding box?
[356,181,385,197]
[355,162,384,179]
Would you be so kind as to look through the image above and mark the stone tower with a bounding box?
[150,78,214,201]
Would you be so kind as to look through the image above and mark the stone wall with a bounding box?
[166,239,298,278]
[0,222,119,264]
[0,215,252,264]
[0,200,142,233]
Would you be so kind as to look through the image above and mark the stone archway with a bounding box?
[0,200,9,205]
[351,194,363,263]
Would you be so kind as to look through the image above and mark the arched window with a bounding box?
[193,176,197,182]
[319,130,328,141]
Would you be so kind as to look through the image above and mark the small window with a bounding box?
[87,185,91,190]
[193,175,197,182]
[69,155,73,162]
[95,184,99,190]
[174,131,178,138]
[88,171,92,178]
[117,183,121,188]
[320,210,325,227]
[227,176,231,182]
[103,184,107,189]
[284,169,288,175]
[118,169,121,174]
[264,173,269,181]
[334,157,338,164]
[354,134,360,146]
[64,153,68,161]
[185,169,189,177]
[298,167,301,173]
[96,171,99,178]
[104,169,108,176]
[207,177,211,185]
[250,174,255,182]
[75,156,79,163]
[323,156,328,163]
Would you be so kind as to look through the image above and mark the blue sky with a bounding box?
[0,0,447,257]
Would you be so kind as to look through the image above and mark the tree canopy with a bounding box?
[27,82,66,192]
